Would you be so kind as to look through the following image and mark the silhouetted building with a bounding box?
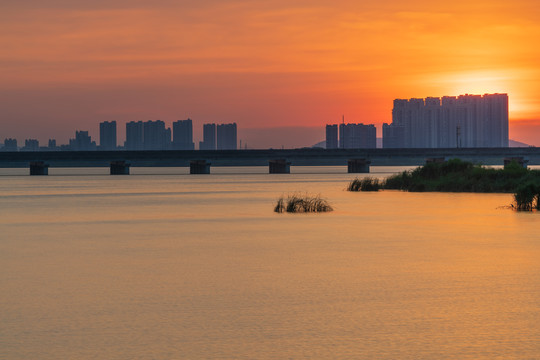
[217,123,237,150]
[3,138,18,151]
[199,123,216,150]
[383,93,509,148]
[39,139,58,151]
[125,121,144,150]
[325,124,338,149]
[172,119,195,150]
[48,139,57,150]
[382,123,405,148]
[339,123,376,149]
[22,139,39,151]
[69,131,97,151]
[99,121,117,150]
[143,120,171,150]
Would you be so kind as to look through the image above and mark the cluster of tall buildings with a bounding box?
[383,93,509,148]
[1,94,511,151]
[198,123,237,150]
[2,138,66,152]
[70,131,97,151]
[124,120,174,150]
[122,120,237,150]
[325,122,377,149]
[1,119,238,151]
[323,93,509,149]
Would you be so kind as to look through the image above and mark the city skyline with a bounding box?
[1,1,540,146]
[384,93,509,149]
[3,93,526,151]
[1,119,243,151]
[0,94,527,151]
[0,98,535,149]
[1,93,527,151]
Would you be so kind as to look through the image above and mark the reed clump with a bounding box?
[347,177,380,191]
[514,182,540,211]
[274,193,333,213]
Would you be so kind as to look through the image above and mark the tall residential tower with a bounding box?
[143,120,171,150]
[325,125,338,149]
[217,123,237,150]
[99,121,117,150]
[199,123,216,150]
[172,119,194,150]
[125,121,144,150]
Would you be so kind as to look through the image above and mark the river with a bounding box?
[1,166,539,359]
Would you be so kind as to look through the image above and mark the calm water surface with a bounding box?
[1,166,539,359]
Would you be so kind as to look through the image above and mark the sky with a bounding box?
[1,0,539,147]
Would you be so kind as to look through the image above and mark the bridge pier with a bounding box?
[29,161,49,175]
[425,157,446,164]
[348,159,370,173]
[504,157,528,169]
[110,161,130,175]
[269,159,291,174]
[190,160,211,174]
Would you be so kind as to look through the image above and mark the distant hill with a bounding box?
[312,140,325,148]
[312,139,384,149]
[313,139,531,148]
[509,139,530,147]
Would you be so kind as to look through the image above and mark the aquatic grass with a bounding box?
[382,158,540,192]
[514,182,540,211]
[370,158,540,211]
[274,197,285,213]
[274,193,333,213]
[347,177,380,191]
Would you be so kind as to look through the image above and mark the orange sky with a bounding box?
[1,0,539,147]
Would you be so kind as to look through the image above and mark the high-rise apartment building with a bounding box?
[339,123,377,149]
[22,139,39,151]
[99,121,117,150]
[2,138,18,151]
[217,123,237,150]
[125,121,144,150]
[143,120,171,150]
[126,120,172,150]
[172,119,195,150]
[324,122,376,149]
[48,139,58,150]
[383,93,509,148]
[199,123,216,150]
[69,131,96,151]
[325,125,338,149]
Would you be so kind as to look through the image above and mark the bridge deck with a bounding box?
[0,148,539,167]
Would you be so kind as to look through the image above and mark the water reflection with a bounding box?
[0,167,538,359]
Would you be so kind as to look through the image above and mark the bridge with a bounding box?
[0,148,538,169]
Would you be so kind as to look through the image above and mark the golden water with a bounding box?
[1,167,539,359]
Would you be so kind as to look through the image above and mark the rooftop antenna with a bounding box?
[340,115,345,149]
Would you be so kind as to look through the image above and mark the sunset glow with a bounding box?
[1,0,539,146]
